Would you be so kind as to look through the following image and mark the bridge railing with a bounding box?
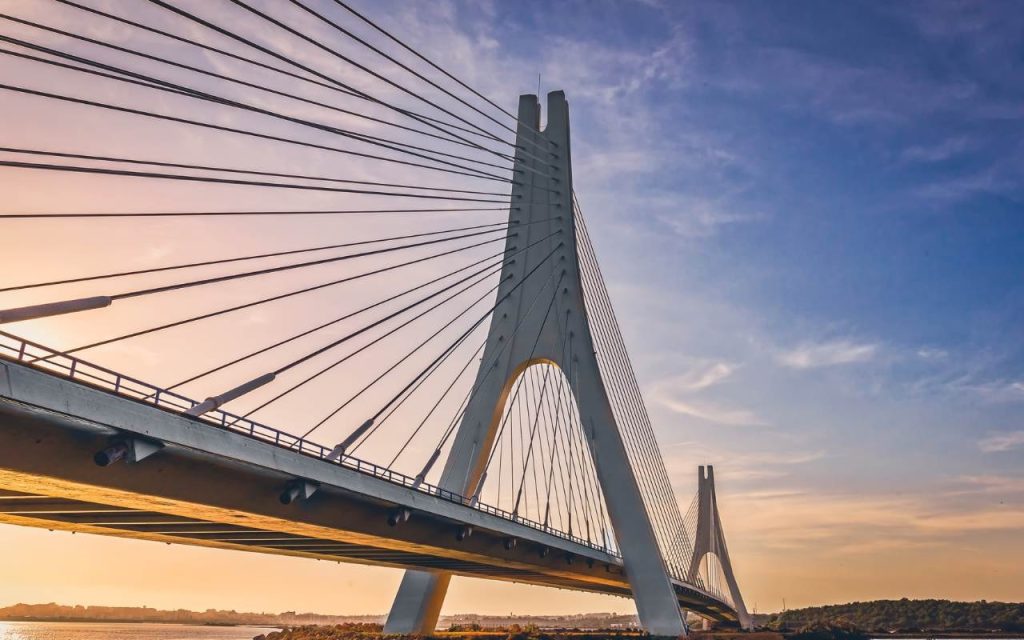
[0,330,619,558]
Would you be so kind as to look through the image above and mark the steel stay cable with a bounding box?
[475,272,564,487]
[565,333,610,548]
[45,0,521,161]
[578,249,689,571]
[354,243,565,439]
[546,316,577,531]
[520,364,539,518]
[555,360,588,537]
[0,221,513,293]
[476,122,562,514]
[544,274,598,540]
[112,227,508,301]
[573,207,671,518]
[275,235,566,386]
[163,245,520,393]
[548,275,604,542]
[574,211,693,572]
[0,207,509,220]
[516,370,532,512]
[0,79,507,184]
[354,328,483,458]
[50,0,363,97]
[296,266,505,440]
[0,147,510,197]
[516,318,568,520]
[581,246,692,557]
[545,258,632,549]
[565,327,614,550]
[329,0,556,153]
[229,0,515,152]
[372,332,488,466]
[218,231,559,431]
[540,314,571,527]
[511,362,526,512]
[561,354,596,544]
[532,365,559,523]
[324,244,565,457]
[495,379,509,509]
[565,340,602,544]
[0,45,512,182]
[0,158,510,201]
[683,493,701,566]
[574,390,605,545]
[144,0,516,159]
[511,363,526,512]
[0,35,518,177]
[574,403,594,543]
[0,12,515,161]
[570,224,684,566]
[291,0,549,159]
[38,234,508,360]
[475,269,565,497]
[220,256,512,428]
[522,350,564,520]
[42,0,510,156]
[423,257,565,485]
[6,227,508,344]
[532,366,548,522]
[545,397,572,532]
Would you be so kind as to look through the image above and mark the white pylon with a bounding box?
[686,466,752,629]
[383,92,687,637]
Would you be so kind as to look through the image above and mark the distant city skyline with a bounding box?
[0,0,1021,617]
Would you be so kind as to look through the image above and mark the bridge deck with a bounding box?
[0,338,737,623]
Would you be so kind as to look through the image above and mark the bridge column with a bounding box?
[384,91,686,636]
[686,466,751,629]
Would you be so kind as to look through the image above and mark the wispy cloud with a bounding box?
[916,347,949,360]
[657,202,765,239]
[900,136,974,163]
[725,485,1024,554]
[961,379,1024,404]
[913,160,1024,205]
[661,361,737,392]
[650,361,765,426]
[948,474,1024,495]
[978,430,1024,453]
[655,395,767,426]
[777,339,878,369]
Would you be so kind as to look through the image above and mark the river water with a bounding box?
[0,622,276,639]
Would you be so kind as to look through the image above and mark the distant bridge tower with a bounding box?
[686,466,751,629]
[384,91,690,636]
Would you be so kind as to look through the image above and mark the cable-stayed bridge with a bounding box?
[0,2,749,635]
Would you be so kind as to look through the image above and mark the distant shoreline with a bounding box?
[3,619,1022,640]
[0,617,281,628]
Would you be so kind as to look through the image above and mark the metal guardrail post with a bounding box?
[0,334,625,554]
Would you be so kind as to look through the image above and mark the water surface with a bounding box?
[0,621,275,640]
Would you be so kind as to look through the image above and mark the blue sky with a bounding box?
[0,0,1021,614]
[411,0,1024,603]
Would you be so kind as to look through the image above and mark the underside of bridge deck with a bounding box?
[0,358,737,624]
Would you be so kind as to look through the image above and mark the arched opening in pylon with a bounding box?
[696,551,734,607]
[473,359,617,551]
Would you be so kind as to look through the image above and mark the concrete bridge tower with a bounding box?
[384,91,689,637]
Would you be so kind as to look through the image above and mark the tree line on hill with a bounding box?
[759,599,1024,633]
[0,603,636,630]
